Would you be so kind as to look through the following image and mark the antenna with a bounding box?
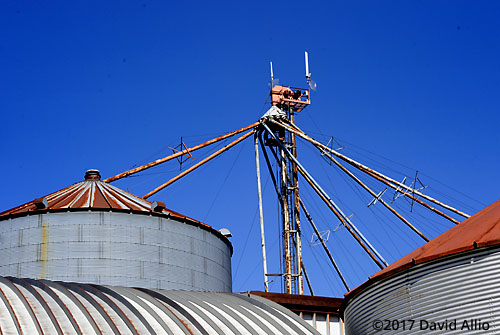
[305,51,310,79]
[269,61,279,88]
[304,51,317,91]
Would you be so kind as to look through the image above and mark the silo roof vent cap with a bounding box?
[151,201,166,213]
[85,169,101,180]
[33,197,48,210]
[219,228,232,237]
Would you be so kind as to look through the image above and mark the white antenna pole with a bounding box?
[270,61,274,82]
[255,134,269,292]
[305,51,310,79]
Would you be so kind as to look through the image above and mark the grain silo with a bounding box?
[0,169,232,292]
[342,199,500,334]
[0,169,332,334]
[0,164,347,335]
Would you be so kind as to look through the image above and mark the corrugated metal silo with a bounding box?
[343,199,500,334]
[0,170,232,292]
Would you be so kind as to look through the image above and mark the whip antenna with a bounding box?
[305,51,317,91]
[269,61,279,87]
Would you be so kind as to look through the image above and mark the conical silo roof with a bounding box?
[0,169,207,226]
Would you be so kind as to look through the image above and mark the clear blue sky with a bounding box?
[2,1,499,297]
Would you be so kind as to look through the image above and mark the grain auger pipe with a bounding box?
[261,122,388,269]
[271,119,465,224]
[299,197,350,291]
[104,122,260,183]
[317,149,429,242]
[142,128,256,199]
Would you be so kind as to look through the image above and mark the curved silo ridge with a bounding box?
[342,198,500,310]
[0,276,320,334]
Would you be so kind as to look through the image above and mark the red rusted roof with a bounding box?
[344,198,500,302]
[249,291,343,314]
[0,169,208,229]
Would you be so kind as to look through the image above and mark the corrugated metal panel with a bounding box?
[0,277,322,334]
[344,199,500,302]
[0,212,232,292]
[344,246,500,334]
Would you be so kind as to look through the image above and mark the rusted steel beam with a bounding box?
[104,122,260,183]
[318,150,429,241]
[299,198,350,291]
[290,111,303,295]
[262,122,386,269]
[142,129,255,199]
[298,168,385,270]
[272,120,465,223]
[280,146,293,294]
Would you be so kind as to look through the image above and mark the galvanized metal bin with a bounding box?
[0,211,232,292]
[344,246,500,334]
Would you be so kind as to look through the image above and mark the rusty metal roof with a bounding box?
[344,198,500,302]
[0,169,208,228]
[249,291,343,315]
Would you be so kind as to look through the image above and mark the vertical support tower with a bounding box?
[264,84,310,294]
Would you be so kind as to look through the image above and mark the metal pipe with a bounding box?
[262,122,388,268]
[258,130,280,198]
[318,149,429,242]
[266,133,384,269]
[280,145,293,294]
[300,261,314,296]
[273,120,465,223]
[254,133,269,292]
[142,129,254,199]
[361,169,460,225]
[299,198,350,291]
[290,110,303,295]
[104,122,260,183]
[298,167,385,269]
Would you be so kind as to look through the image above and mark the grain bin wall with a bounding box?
[0,210,232,292]
[344,246,500,334]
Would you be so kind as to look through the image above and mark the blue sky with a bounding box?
[1,1,499,297]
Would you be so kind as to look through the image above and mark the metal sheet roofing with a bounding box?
[344,198,500,303]
[0,276,319,335]
[0,169,208,228]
